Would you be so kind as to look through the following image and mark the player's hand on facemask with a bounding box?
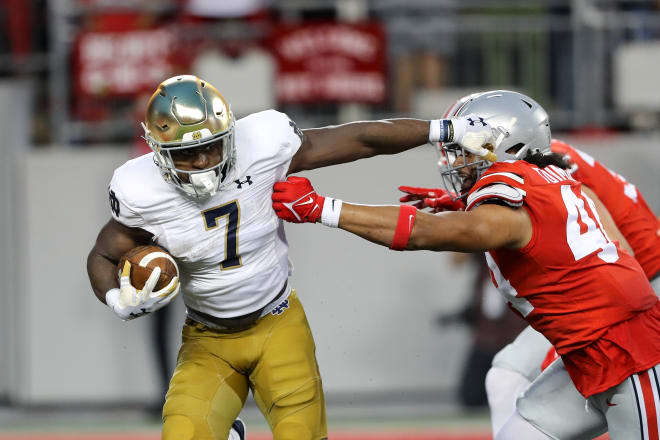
[106,261,180,321]
[272,176,325,223]
[398,186,465,212]
[450,114,498,162]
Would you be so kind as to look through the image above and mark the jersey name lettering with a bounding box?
[533,165,574,184]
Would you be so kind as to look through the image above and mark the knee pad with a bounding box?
[162,414,195,440]
[486,366,530,404]
[486,367,532,436]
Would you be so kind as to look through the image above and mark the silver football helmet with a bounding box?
[142,75,237,198]
[439,90,551,199]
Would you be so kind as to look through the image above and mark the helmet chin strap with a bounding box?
[190,171,218,197]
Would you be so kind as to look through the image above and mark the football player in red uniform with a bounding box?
[271,91,660,440]
[484,139,660,439]
[401,94,660,438]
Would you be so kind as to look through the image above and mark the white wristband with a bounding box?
[429,119,453,143]
[321,198,343,228]
[429,119,442,143]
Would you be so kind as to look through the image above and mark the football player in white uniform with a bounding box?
[86,75,490,440]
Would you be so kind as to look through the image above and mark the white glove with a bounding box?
[106,261,180,321]
[450,114,498,162]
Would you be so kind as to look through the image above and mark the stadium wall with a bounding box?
[6,135,660,404]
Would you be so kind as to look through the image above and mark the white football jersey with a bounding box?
[108,110,302,318]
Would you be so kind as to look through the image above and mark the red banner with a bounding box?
[74,24,176,97]
[270,22,386,104]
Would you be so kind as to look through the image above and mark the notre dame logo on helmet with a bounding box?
[192,131,202,140]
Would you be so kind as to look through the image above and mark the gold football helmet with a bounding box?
[142,75,236,198]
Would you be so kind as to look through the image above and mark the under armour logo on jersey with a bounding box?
[467,117,487,127]
[108,188,120,216]
[235,176,253,189]
[271,299,290,315]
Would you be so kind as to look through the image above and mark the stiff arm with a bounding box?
[337,202,533,253]
[337,188,626,255]
[289,119,431,174]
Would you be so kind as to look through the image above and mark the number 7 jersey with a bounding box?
[466,160,660,397]
[108,110,302,318]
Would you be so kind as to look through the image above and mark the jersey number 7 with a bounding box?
[202,200,242,270]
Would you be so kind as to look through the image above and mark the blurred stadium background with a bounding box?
[0,0,659,438]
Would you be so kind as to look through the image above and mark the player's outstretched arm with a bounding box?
[288,115,496,174]
[338,202,531,253]
[272,176,531,253]
[87,219,153,304]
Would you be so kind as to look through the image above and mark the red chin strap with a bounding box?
[390,205,418,251]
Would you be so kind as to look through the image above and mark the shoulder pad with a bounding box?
[472,162,526,193]
[479,170,524,186]
[466,183,526,211]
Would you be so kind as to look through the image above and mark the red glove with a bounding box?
[272,176,325,223]
[398,186,465,212]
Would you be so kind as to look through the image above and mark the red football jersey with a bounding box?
[551,140,660,280]
[467,160,660,397]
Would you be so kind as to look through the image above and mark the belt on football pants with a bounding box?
[186,280,288,334]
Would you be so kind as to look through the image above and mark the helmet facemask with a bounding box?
[437,142,494,201]
[143,118,237,198]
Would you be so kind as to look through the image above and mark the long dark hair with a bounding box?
[522,151,570,170]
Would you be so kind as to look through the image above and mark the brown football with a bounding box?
[117,245,178,291]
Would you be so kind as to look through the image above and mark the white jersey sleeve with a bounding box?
[108,178,145,229]
[108,154,169,237]
[234,109,303,176]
